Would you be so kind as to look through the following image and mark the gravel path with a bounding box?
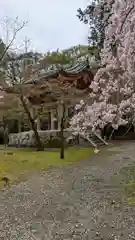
[1,142,135,240]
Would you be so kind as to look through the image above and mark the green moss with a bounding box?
[0,147,92,187]
[127,198,135,206]
[120,165,135,206]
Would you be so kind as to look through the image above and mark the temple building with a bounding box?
[23,58,95,131]
[0,57,109,148]
[0,54,98,132]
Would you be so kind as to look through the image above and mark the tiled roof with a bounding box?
[25,59,90,84]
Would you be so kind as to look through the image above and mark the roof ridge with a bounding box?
[25,58,90,84]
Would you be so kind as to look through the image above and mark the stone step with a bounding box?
[88,133,107,147]
[68,131,108,148]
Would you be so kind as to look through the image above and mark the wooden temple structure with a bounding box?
[0,58,109,148]
[0,58,96,132]
[23,59,95,131]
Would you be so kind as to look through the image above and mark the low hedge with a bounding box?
[44,136,68,148]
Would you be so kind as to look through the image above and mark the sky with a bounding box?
[0,0,89,53]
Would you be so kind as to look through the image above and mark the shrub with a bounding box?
[44,136,68,148]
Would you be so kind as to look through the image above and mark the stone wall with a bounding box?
[8,130,72,147]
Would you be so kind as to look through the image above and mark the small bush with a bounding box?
[44,136,68,148]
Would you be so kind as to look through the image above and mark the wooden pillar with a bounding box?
[51,110,55,130]
[18,119,21,133]
[57,103,69,129]
[57,104,63,130]
[64,105,68,129]
[57,104,69,129]
[48,112,51,130]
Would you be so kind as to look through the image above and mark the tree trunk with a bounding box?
[20,95,44,151]
[60,104,65,159]
[4,126,9,147]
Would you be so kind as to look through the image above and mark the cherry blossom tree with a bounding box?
[71,0,135,136]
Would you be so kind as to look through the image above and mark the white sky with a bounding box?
[0,0,89,53]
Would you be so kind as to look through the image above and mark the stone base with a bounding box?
[8,130,72,148]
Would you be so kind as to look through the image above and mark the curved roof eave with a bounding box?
[25,59,90,84]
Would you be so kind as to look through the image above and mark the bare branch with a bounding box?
[0,18,27,62]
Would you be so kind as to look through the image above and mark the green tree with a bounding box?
[77,0,114,58]
[40,45,96,71]
[42,49,73,69]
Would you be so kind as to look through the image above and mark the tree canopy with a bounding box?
[77,0,114,57]
[71,0,135,134]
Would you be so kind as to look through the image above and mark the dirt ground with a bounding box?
[1,141,135,240]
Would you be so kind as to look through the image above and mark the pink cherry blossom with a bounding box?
[70,0,135,133]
